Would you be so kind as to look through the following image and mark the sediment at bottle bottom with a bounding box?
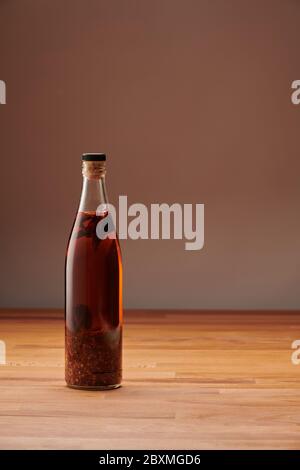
[65,330,122,388]
[65,369,122,389]
[66,378,121,391]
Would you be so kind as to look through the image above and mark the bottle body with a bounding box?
[65,156,122,389]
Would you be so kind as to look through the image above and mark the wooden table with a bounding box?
[0,310,300,450]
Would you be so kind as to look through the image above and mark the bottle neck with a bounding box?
[79,161,108,213]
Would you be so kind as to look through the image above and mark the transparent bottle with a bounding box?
[65,153,122,390]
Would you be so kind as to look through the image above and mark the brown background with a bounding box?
[0,0,299,310]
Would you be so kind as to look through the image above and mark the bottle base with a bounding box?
[67,383,121,391]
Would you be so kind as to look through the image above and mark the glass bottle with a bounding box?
[65,153,122,390]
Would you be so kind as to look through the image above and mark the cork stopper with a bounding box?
[82,161,106,179]
[81,153,106,179]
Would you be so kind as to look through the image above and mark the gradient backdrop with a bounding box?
[0,0,300,309]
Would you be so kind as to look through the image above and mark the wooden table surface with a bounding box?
[0,309,300,450]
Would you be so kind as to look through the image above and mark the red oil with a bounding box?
[65,211,122,389]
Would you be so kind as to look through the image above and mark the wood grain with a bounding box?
[0,309,300,450]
